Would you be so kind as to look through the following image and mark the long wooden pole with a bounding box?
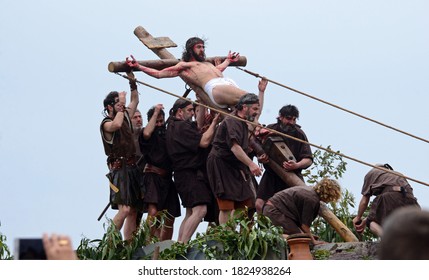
[108,56,247,73]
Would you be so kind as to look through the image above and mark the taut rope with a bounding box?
[114,72,429,188]
[235,66,429,144]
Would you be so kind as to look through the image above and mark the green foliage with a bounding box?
[76,219,153,260]
[157,241,189,260]
[75,210,286,260]
[159,209,287,260]
[302,145,347,185]
[0,223,13,260]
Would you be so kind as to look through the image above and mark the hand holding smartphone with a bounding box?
[14,238,47,260]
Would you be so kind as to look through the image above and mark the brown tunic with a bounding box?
[100,111,144,209]
[257,122,313,201]
[264,186,320,234]
[139,126,181,217]
[207,114,255,202]
[361,168,420,225]
[166,117,213,208]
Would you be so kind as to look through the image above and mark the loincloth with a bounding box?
[203,77,239,108]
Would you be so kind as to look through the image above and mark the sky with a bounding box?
[1,0,428,253]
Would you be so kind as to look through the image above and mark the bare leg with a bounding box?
[177,208,191,242]
[113,205,130,232]
[178,205,207,243]
[212,85,246,107]
[369,221,383,237]
[123,207,137,241]
[219,209,232,225]
[255,198,265,214]
[146,204,161,239]
[160,215,175,241]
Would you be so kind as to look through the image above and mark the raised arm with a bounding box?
[215,51,240,72]
[103,91,126,133]
[126,55,186,79]
[143,104,164,140]
[126,71,139,118]
[255,78,268,121]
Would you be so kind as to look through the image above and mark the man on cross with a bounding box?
[126,37,266,109]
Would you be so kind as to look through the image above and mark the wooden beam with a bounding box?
[108,56,247,73]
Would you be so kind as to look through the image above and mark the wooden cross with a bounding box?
[108,26,247,109]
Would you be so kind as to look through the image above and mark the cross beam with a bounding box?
[108,26,247,109]
[108,56,247,73]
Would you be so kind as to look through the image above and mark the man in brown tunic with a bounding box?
[166,98,219,243]
[131,109,146,228]
[255,104,313,213]
[262,178,341,245]
[100,72,144,241]
[139,104,181,241]
[353,164,420,237]
[207,93,263,224]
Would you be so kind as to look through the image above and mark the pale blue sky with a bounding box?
[1,0,428,251]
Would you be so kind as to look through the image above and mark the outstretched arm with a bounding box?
[126,55,187,78]
[216,51,239,72]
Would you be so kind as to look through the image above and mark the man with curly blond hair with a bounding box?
[262,178,341,245]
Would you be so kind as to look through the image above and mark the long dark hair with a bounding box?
[181,37,205,62]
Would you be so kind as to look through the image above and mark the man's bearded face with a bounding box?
[191,43,206,62]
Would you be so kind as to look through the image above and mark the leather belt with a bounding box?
[111,157,136,170]
[143,163,169,177]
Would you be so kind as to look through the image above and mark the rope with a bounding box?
[235,66,429,144]
[113,72,429,188]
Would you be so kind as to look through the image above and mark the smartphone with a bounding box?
[14,238,47,260]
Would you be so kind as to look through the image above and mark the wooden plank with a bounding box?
[143,37,177,49]
[108,56,247,73]
[134,26,176,59]
[263,136,297,166]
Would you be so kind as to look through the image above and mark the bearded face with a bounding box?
[191,43,206,62]
[246,113,256,122]
[244,103,260,122]
[280,122,297,135]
